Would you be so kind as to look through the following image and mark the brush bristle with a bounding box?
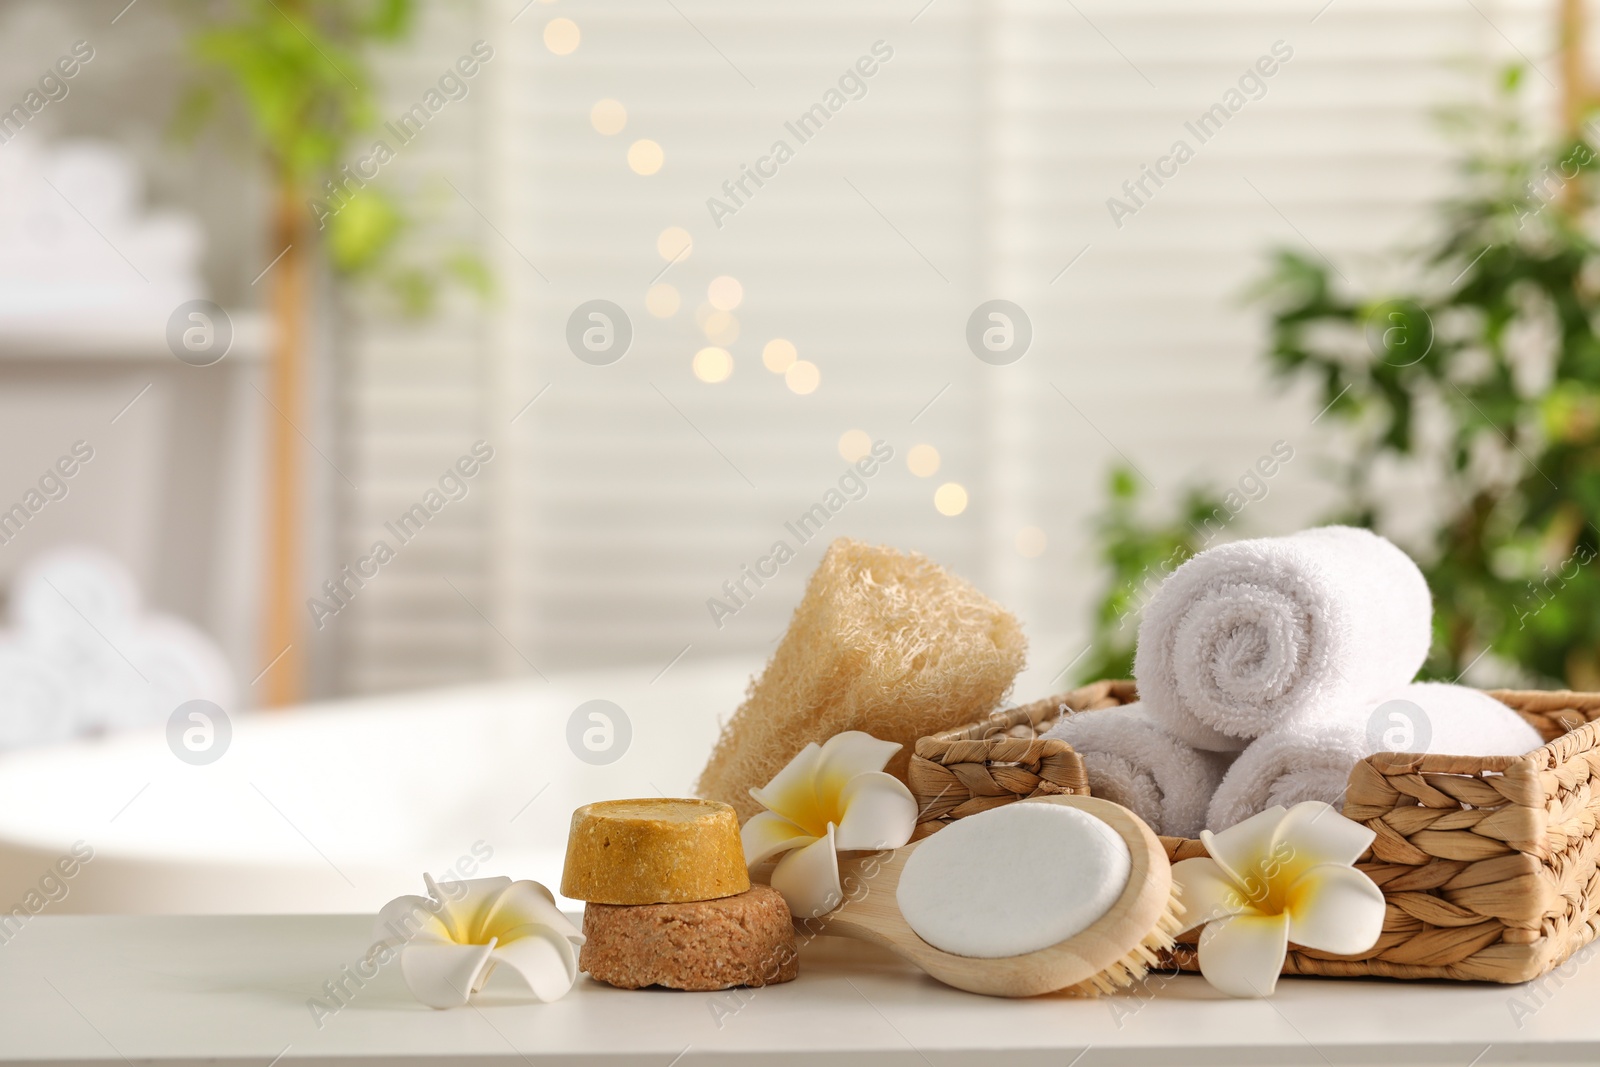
[1061,885,1187,998]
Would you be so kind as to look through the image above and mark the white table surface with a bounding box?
[2,914,1596,1066]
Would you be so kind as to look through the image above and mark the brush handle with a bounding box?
[798,795,1176,997]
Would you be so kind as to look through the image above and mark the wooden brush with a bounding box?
[808,795,1185,997]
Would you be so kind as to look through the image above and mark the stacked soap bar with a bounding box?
[563,798,798,991]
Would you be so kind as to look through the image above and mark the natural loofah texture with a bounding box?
[697,538,1026,824]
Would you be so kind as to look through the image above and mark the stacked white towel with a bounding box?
[1040,702,1233,838]
[1134,525,1433,752]
[1206,682,1545,829]
[1060,525,1547,834]
[0,547,235,749]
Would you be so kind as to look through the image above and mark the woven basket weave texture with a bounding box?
[908,680,1600,982]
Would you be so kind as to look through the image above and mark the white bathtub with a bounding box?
[0,658,753,915]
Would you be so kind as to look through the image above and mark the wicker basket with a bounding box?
[908,679,1600,983]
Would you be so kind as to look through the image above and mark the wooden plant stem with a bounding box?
[1559,0,1590,213]
[1560,0,1588,141]
[263,175,309,706]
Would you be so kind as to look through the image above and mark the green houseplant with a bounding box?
[173,0,486,701]
[1082,66,1600,690]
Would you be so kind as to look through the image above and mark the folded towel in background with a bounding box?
[1041,702,1235,839]
[1134,525,1433,753]
[1206,682,1545,829]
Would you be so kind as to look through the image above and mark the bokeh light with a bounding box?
[838,430,873,462]
[702,310,740,345]
[645,283,680,318]
[693,346,733,383]
[907,444,940,478]
[544,18,580,55]
[934,483,968,516]
[1016,526,1047,557]
[590,99,627,135]
[785,360,820,395]
[656,226,692,262]
[762,339,797,374]
[708,276,744,311]
[628,139,664,176]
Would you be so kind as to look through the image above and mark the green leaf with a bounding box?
[1086,64,1600,688]
[446,252,494,299]
[327,191,403,273]
[388,266,436,317]
[172,2,494,307]
[365,0,416,39]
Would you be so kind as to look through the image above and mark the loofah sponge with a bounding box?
[696,538,1026,823]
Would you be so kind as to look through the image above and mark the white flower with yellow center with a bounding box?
[375,874,584,1008]
[1172,801,1385,997]
[741,731,919,919]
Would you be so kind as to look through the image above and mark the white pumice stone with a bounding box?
[896,802,1131,958]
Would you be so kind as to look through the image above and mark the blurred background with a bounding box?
[3,0,1597,913]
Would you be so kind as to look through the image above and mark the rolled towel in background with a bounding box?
[1135,525,1433,752]
[1206,682,1545,830]
[1040,703,1235,839]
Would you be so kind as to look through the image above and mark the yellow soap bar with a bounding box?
[561,798,751,905]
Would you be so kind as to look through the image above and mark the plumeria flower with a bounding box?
[1172,801,1385,997]
[741,731,919,919]
[375,873,584,1008]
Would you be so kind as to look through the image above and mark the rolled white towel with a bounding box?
[1040,703,1235,839]
[11,546,141,643]
[0,639,75,750]
[1206,682,1545,830]
[1134,525,1433,752]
